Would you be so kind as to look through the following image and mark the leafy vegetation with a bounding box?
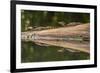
[21,10,90,63]
[21,10,90,31]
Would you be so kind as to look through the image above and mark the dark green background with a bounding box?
[21,10,90,63]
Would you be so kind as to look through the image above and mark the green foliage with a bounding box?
[21,10,90,62]
[21,10,90,31]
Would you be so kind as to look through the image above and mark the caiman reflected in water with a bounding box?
[21,23,90,53]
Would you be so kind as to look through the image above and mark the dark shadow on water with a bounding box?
[21,41,90,63]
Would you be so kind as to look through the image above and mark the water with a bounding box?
[21,10,90,63]
[21,41,89,63]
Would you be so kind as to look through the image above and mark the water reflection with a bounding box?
[21,41,89,63]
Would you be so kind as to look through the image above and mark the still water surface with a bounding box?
[21,41,89,63]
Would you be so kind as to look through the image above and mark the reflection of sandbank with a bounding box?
[21,23,90,53]
[34,40,89,53]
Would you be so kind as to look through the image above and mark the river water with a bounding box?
[21,41,89,63]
